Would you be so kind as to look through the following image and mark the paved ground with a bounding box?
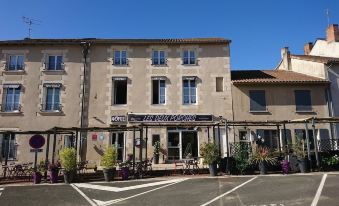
[0,173,338,206]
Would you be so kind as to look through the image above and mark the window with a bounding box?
[295,129,314,150]
[249,90,266,112]
[114,50,127,65]
[47,55,63,70]
[295,90,312,112]
[152,79,166,104]
[152,134,160,146]
[43,85,61,111]
[111,132,124,161]
[7,55,24,70]
[1,133,17,160]
[183,50,196,65]
[113,78,127,105]
[2,85,21,112]
[216,77,224,92]
[256,129,279,150]
[183,78,197,104]
[152,50,166,65]
[64,135,75,148]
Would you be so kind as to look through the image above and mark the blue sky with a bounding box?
[0,0,338,70]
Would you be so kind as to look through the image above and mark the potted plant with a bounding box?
[101,146,118,182]
[200,142,219,176]
[153,141,160,164]
[33,161,46,184]
[293,139,308,173]
[321,154,339,171]
[59,148,77,184]
[281,159,290,175]
[48,161,61,183]
[233,143,251,175]
[119,161,130,180]
[250,147,277,175]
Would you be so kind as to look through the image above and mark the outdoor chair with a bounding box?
[173,160,185,175]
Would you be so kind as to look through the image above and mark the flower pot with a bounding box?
[33,171,42,184]
[49,169,59,184]
[209,163,218,176]
[103,168,116,182]
[63,170,75,184]
[259,161,267,175]
[121,167,129,180]
[281,160,290,175]
[298,158,309,173]
[154,154,159,164]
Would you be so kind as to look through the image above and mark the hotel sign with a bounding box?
[127,114,213,123]
[111,115,127,123]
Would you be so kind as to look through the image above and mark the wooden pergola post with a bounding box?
[52,128,57,164]
[311,118,320,169]
[304,121,312,170]
[133,127,136,171]
[139,126,143,162]
[44,133,50,182]
[207,127,210,142]
[145,126,148,160]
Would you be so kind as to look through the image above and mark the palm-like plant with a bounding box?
[250,146,277,165]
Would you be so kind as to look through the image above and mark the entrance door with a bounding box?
[167,132,180,160]
[181,131,198,159]
[111,132,124,161]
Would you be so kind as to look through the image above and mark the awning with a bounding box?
[183,76,197,80]
[3,84,21,88]
[112,77,128,81]
[151,76,166,80]
[44,83,62,88]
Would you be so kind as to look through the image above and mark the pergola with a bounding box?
[1,117,339,178]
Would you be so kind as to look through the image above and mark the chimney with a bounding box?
[304,42,313,55]
[327,24,339,42]
[280,47,291,70]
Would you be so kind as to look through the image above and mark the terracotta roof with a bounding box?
[291,54,339,64]
[0,38,230,45]
[231,70,330,85]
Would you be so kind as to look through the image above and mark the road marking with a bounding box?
[95,178,187,206]
[0,188,3,191]
[200,176,258,206]
[311,174,327,206]
[70,184,97,206]
[74,178,188,192]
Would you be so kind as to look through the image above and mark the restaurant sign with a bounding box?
[128,114,213,122]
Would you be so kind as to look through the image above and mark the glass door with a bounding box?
[167,132,180,160]
[111,132,124,161]
[181,131,198,159]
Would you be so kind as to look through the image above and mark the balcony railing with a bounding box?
[0,104,21,112]
[40,103,63,112]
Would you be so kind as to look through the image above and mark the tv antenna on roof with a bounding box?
[326,9,330,27]
[22,16,41,38]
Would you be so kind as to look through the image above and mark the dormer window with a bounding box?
[7,55,24,71]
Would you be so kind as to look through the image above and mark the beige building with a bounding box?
[231,70,331,151]
[0,38,233,165]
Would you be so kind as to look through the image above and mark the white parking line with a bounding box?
[70,184,97,206]
[200,176,258,206]
[311,174,327,206]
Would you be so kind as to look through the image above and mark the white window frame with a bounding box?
[183,50,196,65]
[7,55,24,70]
[113,50,128,66]
[47,55,63,70]
[152,79,166,105]
[2,87,21,112]
[182,79,197,105]
[152,50,166,66]
[43,86,61,111]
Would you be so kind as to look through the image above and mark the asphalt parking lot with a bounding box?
[0,173,338,206]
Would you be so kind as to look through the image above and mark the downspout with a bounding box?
[80,41,91,161]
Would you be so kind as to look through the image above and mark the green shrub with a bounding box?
[101,146,118,169]
[233,143,251,174]
[200,142,219,165]
[59,148,77,172]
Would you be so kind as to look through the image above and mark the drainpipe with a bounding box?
[80,41,91,161]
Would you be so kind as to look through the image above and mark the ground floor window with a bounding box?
[64,135,75,148]
[167,129,198,160]
[256,129,279,150]
[295,129,314,150]
[152,134,160,146]
[111,132,125,161]
[1,133,17,160]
